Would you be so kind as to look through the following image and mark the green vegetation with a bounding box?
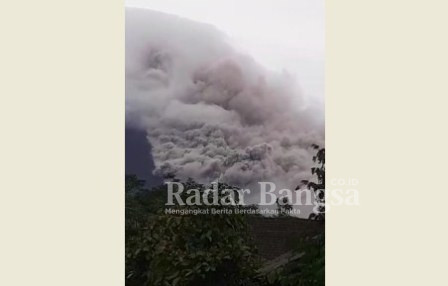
[300,145,325,221]
[126,179,261,285]
[261,234,325,286]
[125,147,325,286]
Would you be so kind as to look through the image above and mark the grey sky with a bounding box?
[125,0,324,101]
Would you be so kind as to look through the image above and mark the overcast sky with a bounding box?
[125,0,324,101]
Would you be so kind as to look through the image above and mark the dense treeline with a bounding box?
[125,147,325,286]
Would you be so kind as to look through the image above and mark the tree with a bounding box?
[276,197,293,217]
[125,174,145,194]
[298,145,325,221]
[125,179,261,286]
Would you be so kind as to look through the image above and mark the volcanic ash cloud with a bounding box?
[126,8,324,191]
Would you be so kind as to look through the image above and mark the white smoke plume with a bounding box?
[126,8,324,195]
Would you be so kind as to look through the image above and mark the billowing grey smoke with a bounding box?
[126,8,324,196]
